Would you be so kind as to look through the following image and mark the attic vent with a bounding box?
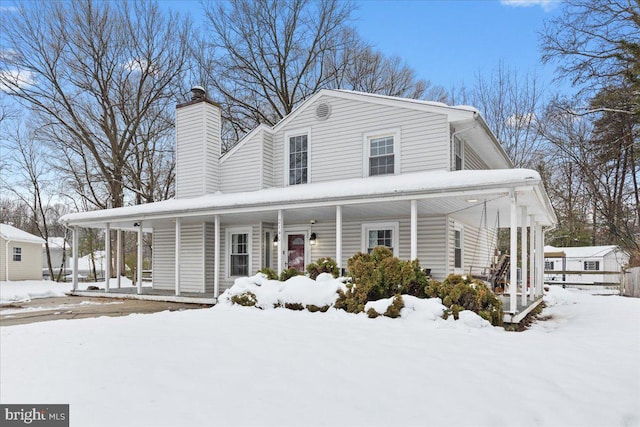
[315,102,331,121]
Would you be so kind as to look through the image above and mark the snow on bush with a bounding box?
[218,273,346,310]
[220,273,494,329]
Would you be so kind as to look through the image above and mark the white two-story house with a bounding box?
[60,88,556,313]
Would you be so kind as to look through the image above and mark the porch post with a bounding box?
[137,221,143,295]
[214,215,220,298]
[335,205,342,272]
[521,207,528,306]
[175,218,181,296]
[72,226,79,292]
[116,229,122,289]
[529,217,536,300]
[509,192,518,313]
[104,223,111,292]
[277,210,284,274]
[536,223,544,297]
[410,200,418,261]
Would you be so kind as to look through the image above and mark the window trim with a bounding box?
[363,128,401,177]
[226,227,253,278]
[454,225,463,273]
[284,128,311,186]
[361,222,399,257]
[584,260,600,271]
[12,247,22,262]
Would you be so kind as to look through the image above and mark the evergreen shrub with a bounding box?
[306,257,340,279]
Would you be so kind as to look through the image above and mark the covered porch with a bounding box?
[60,169,556,320]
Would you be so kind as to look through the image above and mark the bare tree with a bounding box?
[196,0,435,150]
[0,0,191,210]
[0,125,59,279]
[541,0,640,115]
[451,64,547,167]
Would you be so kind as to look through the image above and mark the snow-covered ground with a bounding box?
[1,283,638,427]
[0,278,136,305]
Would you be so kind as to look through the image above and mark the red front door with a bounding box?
[287,234,306,272]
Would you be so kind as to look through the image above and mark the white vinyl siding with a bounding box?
[464,144,489,170]
[152,226,176,290]
[175,101,221,198]
[178,223,206,292]
[272,96,449,186]
[262,131,274,188]
[220,130,263,193]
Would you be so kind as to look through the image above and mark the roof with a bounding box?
[0,224,46,244]
[544,245,626,258]
[60,168,554,227]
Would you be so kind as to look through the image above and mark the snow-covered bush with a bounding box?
[335,247,429,313]
[426,274,503,326]
[306,257,339,279]
[279,268,301,281]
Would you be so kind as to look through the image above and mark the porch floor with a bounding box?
[69,287,217,305]
[500,294,544,324]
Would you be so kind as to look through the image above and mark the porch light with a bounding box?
[273,235,279,247]
[466,198,478,203]
[309,233,317,245]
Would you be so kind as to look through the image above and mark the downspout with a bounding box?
[450,120,478,170]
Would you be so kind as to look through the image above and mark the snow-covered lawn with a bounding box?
[1,285,638,427]
[0,278,136,305]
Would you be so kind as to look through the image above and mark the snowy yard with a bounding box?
[1,282,638,427]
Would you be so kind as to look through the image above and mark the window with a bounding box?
[264,231,272,269]
[453,137,463,171]
[227,228,252,277]
[362,222,399,256]
[288,134,308,185]
[363,129,400,177]
[454,229,462,269]
[584,261,600,271]
[12,247,22,262]
[369,136,395,176]
[545,261,554,271]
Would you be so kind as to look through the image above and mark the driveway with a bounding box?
[0,296,211,327]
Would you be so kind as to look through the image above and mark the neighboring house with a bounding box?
[0,223,45,281]
[544,245,630,286]
[60,88,556,312]
[43,237,70,278]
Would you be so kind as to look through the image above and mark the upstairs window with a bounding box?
[12,247,22,262]
[584,261,600,271]
[369,136,395,176]
[363,129,400,177]
[453,137,463,171]
[289,134,308,185]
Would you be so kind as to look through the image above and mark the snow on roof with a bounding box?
[331,89,480,114]
[544,245,624,258]
[46,237,68,249]
[0,224,46,244]
[60,168,543,225]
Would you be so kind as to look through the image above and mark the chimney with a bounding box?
[175,86,221,198]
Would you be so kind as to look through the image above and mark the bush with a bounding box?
[428,275,503,326]
[384,295,404,318]
[279,268,302,281]
[336,247,429,313]
[306,304,330,313]
[258,267,278,280]
[306,257,340,279]
[230,292,257,307]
